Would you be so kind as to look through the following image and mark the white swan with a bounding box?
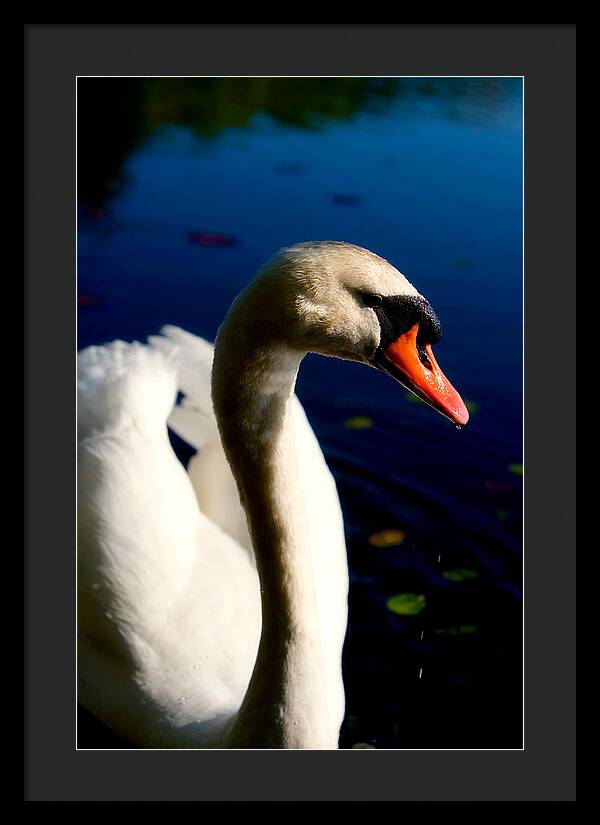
[77,241,468,749]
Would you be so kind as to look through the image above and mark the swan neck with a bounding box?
[212,318,333,748]
[213,337,313,624]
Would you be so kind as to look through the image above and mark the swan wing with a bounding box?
[77,340,260,747]
[148,326,253,555]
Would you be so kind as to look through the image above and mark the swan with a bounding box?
[77,241,469,749]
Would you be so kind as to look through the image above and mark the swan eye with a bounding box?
[362,294,383,308]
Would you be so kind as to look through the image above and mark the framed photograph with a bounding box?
[25,24,576,802]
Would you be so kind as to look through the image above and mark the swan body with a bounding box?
[78,333,346,748]
[78,241,468,749]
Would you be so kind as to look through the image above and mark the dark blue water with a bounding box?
[77,78,523,749]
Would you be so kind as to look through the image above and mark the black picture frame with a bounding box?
[24,23,576,802]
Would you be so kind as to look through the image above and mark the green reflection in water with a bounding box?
[78,77,518,207]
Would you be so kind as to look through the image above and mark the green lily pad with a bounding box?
[434,624,478,636]
[442,568,480,583]
[344,416,374,430]
[509,463,523,476]
[386,593,426,616]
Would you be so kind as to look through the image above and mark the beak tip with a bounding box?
[456,411,470,428]
[451,399,470,428]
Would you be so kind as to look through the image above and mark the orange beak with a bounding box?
[382,323,469,427]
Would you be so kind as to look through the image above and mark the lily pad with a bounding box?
[188,231,238,247]
[434,624,478,636]
[77,294,99,306]
[85,207,105,219]
[484,480,512,493]
[386,593,426,616]
[509,463,523,476]
[442,568,479,583]
[344,416,374,430]
[368,529,406,548]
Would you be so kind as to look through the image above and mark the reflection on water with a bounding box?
[77,77,523,749]
[78,77,517,208]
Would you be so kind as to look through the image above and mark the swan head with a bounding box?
[226,241,469,427]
